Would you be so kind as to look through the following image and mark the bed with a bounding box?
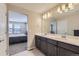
[9,34,27,44]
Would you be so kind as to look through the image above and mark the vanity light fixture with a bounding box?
[62,4,66,11]
[43,12,51,19]
[42,3,74,19]
[68,3,74,10]
[43,13,48,19]
[57,3,74,13]
[42,14,45,19]
[57,7,62,13]
[47,12,51,18]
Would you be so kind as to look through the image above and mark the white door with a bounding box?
[0,4,8,56]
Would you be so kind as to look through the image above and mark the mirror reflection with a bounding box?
[50,14,79,36]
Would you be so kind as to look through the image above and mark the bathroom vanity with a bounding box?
[35,34,79,56]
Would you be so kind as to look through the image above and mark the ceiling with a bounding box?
[9,3,58,13]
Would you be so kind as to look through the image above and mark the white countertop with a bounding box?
[36,34,79,46]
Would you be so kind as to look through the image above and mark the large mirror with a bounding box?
[42,4,79,36]
[50,13,79,36]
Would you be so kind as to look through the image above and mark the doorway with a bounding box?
[8,11,28,55]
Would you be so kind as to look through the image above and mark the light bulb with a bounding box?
[57,7,60,12]
[62,4,66,11]
[47,12,51,18]
[68,3,74,10]
[42,14,45,19]
[44,14,47,19]
[43,14,47,19]
[57,7,62,13]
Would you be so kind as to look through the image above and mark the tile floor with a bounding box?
[12,49,45,56]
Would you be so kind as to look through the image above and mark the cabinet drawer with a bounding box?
[58,47,79,56]
[40,37,47,41]
[58,42,79,53]
[47,39,57,45]
[35,35,41,39]
[36,35,47,41]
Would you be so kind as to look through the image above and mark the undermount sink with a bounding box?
[45,34,64,39]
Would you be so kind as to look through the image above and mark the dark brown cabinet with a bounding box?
[47,39,57,56]
[40,38,47,55]
[58,41,79,54]
[47,43,57,56]
[35,35,79,56]
[58,47,79,56]
[58,41,79,56]
[35,36,41,50]
[35,35,57,56]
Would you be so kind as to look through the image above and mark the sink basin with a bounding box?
[45,34,63,39]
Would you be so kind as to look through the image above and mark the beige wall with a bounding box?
[27,13,42,50]
[7,4,42,50]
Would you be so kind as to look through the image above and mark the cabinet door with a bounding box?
[35,36,41,50]
[58,47,79,56]
[40,38,47,55]
[58,41,79,54]
[47,43,57,56]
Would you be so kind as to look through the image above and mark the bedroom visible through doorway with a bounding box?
[8,11,28,55]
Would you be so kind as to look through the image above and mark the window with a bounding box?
[14,23,21,34]
[9,11,28,34]
[9,23,13,34]
[9,21,27,34]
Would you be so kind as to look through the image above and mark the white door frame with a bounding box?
[7,9,28,56]
[6,5,10,55]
